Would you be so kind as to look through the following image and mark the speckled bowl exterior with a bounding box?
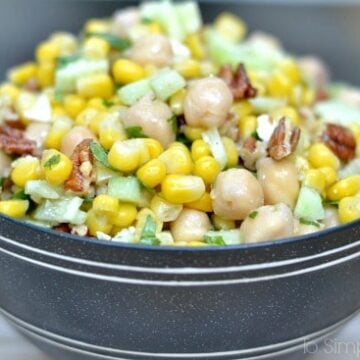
[1,1,360,359]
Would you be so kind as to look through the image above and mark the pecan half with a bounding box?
[53,224,71,233]
[268,118,301,161]
[0,125,36,155]
[218,63,257,100]
[321,123,356,162]
[65,139,95,193]
[239,137,267,170]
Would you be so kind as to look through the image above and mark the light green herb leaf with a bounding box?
[44,154,61,170]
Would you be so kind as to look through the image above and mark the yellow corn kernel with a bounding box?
[214,13,247,42]
[75,108,100,127]
[267,70,293,98]
[108,140,141,172]
[279,58,301,84]
[186,192,213,212]
[36,62,55,88]
[303,87,316,107]
[318,167,337,187]
[221,137,238,168]
[36,41,60,63]
[170,89,186,115]
[327,175,360,201]
[137,159,167,188]
[161,175,205,204]
[83,37,110,59]
[304,169,326,194]
[64,94,86,119]
[52,106,67,117]
[158,146,193,175]
[87,97,106,111]
[211,214,235,230]
[191,139,211,161]
[109,203,138,228]
[135,208,163,239]
[193,156,221,185]
[271,106,300,126]
[99,113,127,150]
[77,74,114,99]
[185,33,206,60]
[49,32,77,56]
[9,63,37,86]
[86,209,112,237]
[201,61,217,77]
[0,83,20,103]
[308,143,340,170]
[11,156,41,188]
[41,150,73,186]
[84,19,110,34]
[112,58,146,85]
[0,200,29,218]
[183,126,204,141]
[238,115,257,139]
[175,59,201,79]
[150,195,183,222]
[338,196,360,224]
[186,241,206,247]
[232,101,253,120]
[144,138,164,159]
[45,117,73,150]
[92,194,119,217]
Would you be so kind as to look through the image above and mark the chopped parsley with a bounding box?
[125,126,147,139]
[323,200,339,208]
[90,142,112,169]
[57,54,81,69]
[11,190,30,201]
[140,215,160,246]
[168,115,178,133]
[250,130,261,140]
[249,211,258,219]
[299,218,320,227]
[204,235,226,246]
[85,32,131,51]
[141,17,153,24]
[176,133,192,147]
[44,154,61,170]
[103,99,115,108]
[0,177,4,188]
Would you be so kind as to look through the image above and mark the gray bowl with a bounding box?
[0,1,360,359]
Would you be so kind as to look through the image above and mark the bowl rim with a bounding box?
[1,213,360,253]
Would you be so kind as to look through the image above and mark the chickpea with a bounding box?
[112,8,140,38]
[211,169,264,220]
[171,208,211,243]
[60,126,96,157]
[298,56,329,88]
[240,203,294,243]
[257,157,300,209]
[129,34,173,68]
[25,122,51,147]
[123,95,175,148]
[0,152,11,177]
[184,77,233,129]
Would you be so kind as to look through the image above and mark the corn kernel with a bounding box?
[87,97,106,111]
[36,41,60,63]
[150,195,183,222]
[327,175,360,201]
[86,209,112,236]
[144,138,164,159]
[338,196,360,224]
[271,106,301,126]
[45,117,73,150]
[77,74,114,99]
[170,89,186,116]
[108,140,141,172]
[175,59,201,79]
[11,156,41,188]
[135,208,163,240]
[267,70,293,98]
[221,137,238,168]
[84,19,110,34]
[191,139,211,161]
[137,159,167,188]
[304,169,326,194]
[83,37,110,59]
[99,113,127,150]
[185,33,205,60]
[92,194,119,216]
[318,167,337,187]
[186,192,213,212]
[183,126,204,141]
[9,63,37,86]
[308,143,340,170]
[50,32,78,56]
[214,13,247,42]
[193,156,221,185]
[109,203,138,228]
[238,115,257,139]
[36,62,55,88]
[232,101,253,120]
[75,108,100,127]
[161,175,206,204]
[0,83,20,103]
[112,58,146,85]
[211,214,235,230]
[64,94,86,119]
[279,58,301,84]
[41,150,73,186]
[0,200,29,218]
[158,146,193,175]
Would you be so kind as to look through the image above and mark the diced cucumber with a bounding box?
[315,100,360,126]
[34,197,87,225]
[25,180,61,202]
[150,69,186,101]
[108,176,144,205]
[294,186,325,222]
[118,79,152,106]
[157,231,175,246]
[112,227,136,243]
[204,229,243,246]
[250,97,287,114]
[202,127,228,170]
[175,2,202,35]
[96,165,119,185]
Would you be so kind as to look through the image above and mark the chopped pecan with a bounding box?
[239,137,267,170]
[243,136,257,153]
[218,63,257,100]
[0,125,35,155]
[321,123,356,162]
[53,224,71,233]
[268,118,301,161]
[65,139,95,193]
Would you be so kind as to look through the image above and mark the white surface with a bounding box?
[0,316,358,360]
